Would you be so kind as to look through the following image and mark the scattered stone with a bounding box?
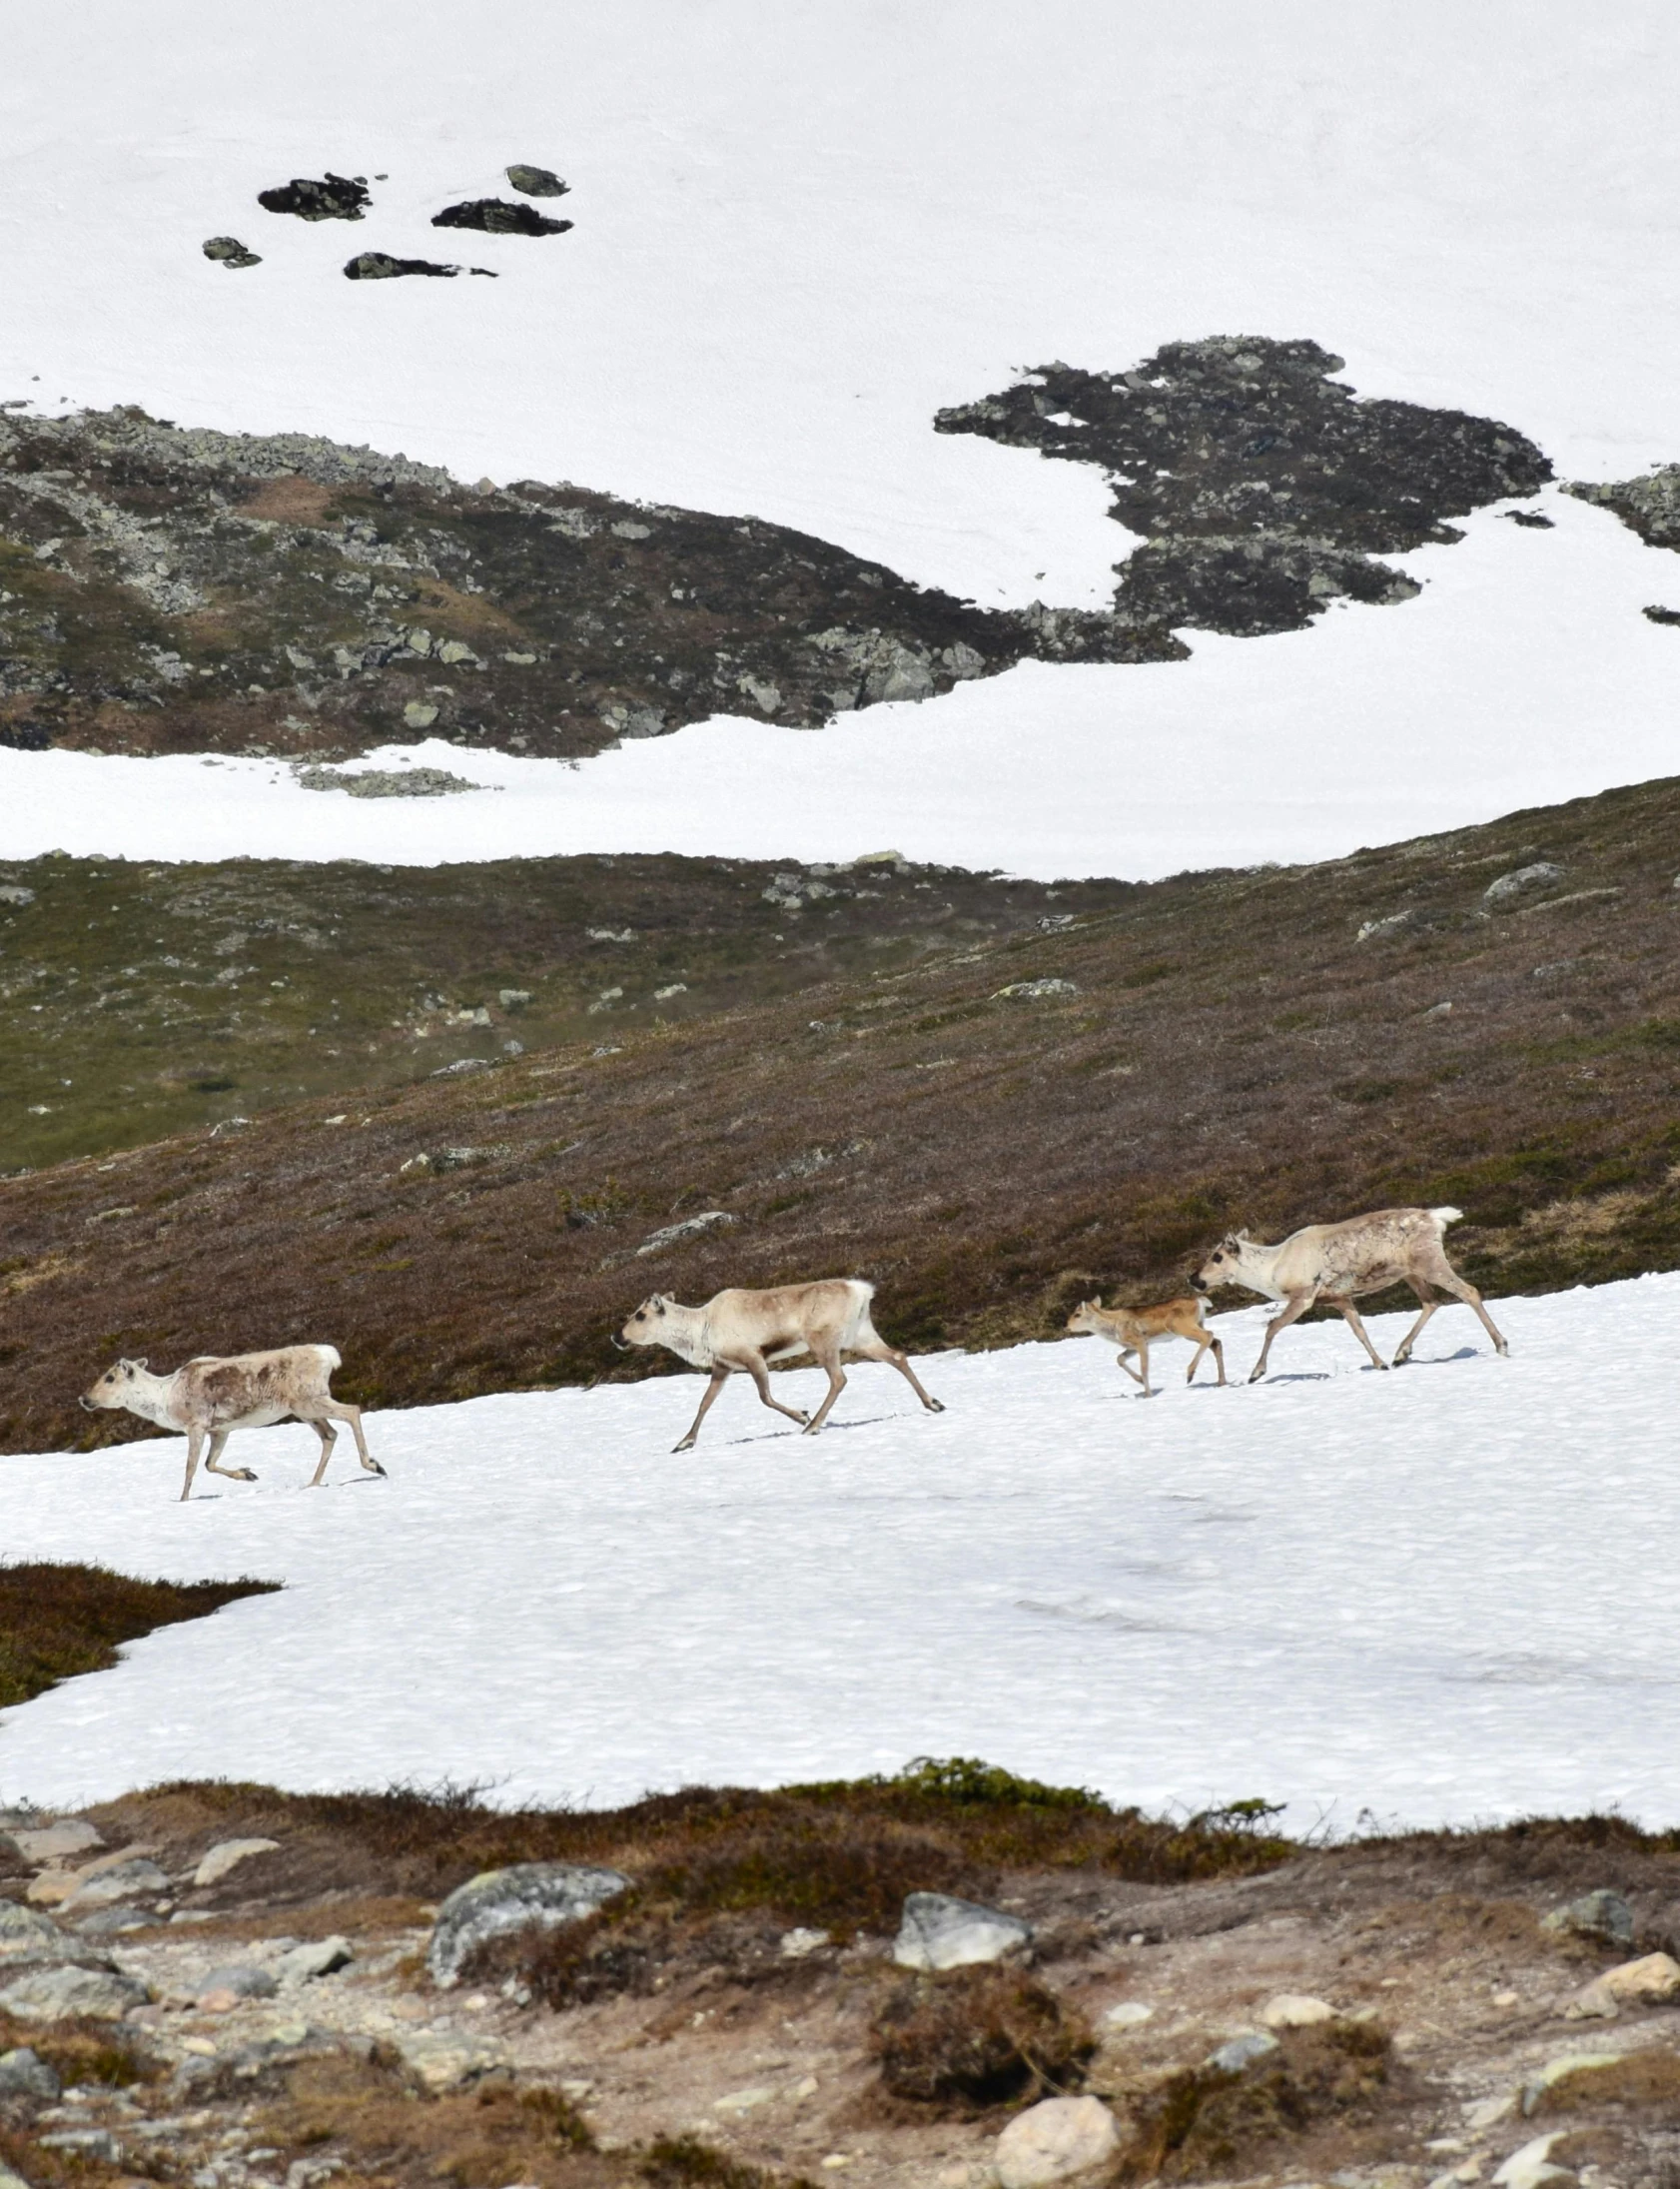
[197,1963,280,2007]
[63,1856,170,1907]
[1493,2133,1572,2189]
[1565,466,1680,550]
[1261,1992,1336,2028]
[498,989,531,1009]
[7,1820,102,1865]
[73,1904,163,1937]
[1484,861,1565,908]
[1565,1952,1680,2020]
[193,1837,280,1888]
[399,2032,508,2089]
[995,2096,1122,2189]
[344,252,458,281]
[505,164,569,198]
[713,2085,776,2116]
[427,1057,491,1078]
[780,1928,830,1959]
[0,884,37,907]
[203,237,261,269]
[0,1904,75,1960]
[274,1935,354,1984]
[1541,1890,1634,1948]
[635,1211,740,1258]
[431,199,572,237]
[295,766,481,797]
[427,1864,630,1987]
[1503,509,1554,528]
[403,700,439,730]
[0,1961,149,2020]
[1645,604,1680,626]
[259,174,371,221]
[892,1891,1033,1972]
[38,2130,122,2165]
[993,978,1079,1000]
[1356,910,1417,942]
[0,2045,60,2100]
[1208,2029,1281,2072]
[1101,2000,1154,2028]
[1464,2092,1518,2130]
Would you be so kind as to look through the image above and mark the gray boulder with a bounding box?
[0,1904,74,1962]
[1208,2031,1281,2073]
[274,1935,353,1984]
[64,1857,169,1907]
[203,237,262,270]
[5,1820,101,1865]
[74,1905,163,1937]
[0,1962,148,2020]
[892,1891,1033,1972]
[1484,861,1564,907]
[996,2095,1122,2189]
[426,1863,630,1988]
[198,1963,279,2004]
[505,164,569,198]
[0,2045,60,2100]
[1542,1889,1634,1948]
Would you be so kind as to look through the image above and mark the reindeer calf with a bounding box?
[1065,1296,1226,1396]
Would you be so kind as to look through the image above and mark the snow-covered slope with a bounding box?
[3,1275,1675,1830]
[4,5,1680,877]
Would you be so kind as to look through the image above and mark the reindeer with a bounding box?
[618,1278,944,1451]
[1065,1295,1226,1396]
[80,1346,384,1501]
[1192,1205,1507,1382]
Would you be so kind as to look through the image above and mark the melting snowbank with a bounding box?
[2,1273,1675,1829]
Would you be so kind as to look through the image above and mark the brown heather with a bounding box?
[4,774,1680,1454]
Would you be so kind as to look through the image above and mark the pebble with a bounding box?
[1260,1992,1335,2028]
[1102,2000,1154,2028]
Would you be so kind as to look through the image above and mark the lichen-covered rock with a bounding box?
[505,164,569,198]
[426,1863,629,1987]
[1566,466,1680,550]
[0,2044,61,2100]
[892,1891,1032,1971]
[259,174,370,221]
[1541,1889,1634,1948]
[0,1904,75,1962]
[431,199,572,238]
[203,237,262,269]
[0,1961,148,2020]
[344,253,459,282]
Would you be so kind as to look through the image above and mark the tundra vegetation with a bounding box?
[2,1757,1680,2189]
[3,774,1680,1452]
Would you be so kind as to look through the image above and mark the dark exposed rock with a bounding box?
[1566,465,1680,549]
[258,173,371,221]
[1644,604,1680,626]
[936,335,1552,635]
[202,236,262,270]
[344,252,458,281]
[431,198,572,237]
[1502,508,1554,528]
[505,163,568,198]
[0,719,51,751]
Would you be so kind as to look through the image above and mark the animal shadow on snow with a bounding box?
[716,1410,899,1448]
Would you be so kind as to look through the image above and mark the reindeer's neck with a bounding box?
[1234,1243,1287,1299]
[124,1373,180,1426]
[661,1309,714,1370]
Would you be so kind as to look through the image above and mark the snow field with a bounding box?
[2,1272,1676,1831]
[5,488,1678,881]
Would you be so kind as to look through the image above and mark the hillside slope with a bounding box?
[3,773,1679,1454]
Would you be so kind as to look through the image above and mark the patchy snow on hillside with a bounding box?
[4,5,1680,878]
[3,1273,1676,1829]
[4,489,1677,881]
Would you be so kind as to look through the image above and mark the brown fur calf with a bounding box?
[1065,1296,1226,1396]
[619,1278,944,1451]
[81,1345,383,1501]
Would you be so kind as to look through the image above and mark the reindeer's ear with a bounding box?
[135,1357,149,1371]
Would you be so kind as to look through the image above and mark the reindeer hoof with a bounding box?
[928,1399,946,1413]
[1248,1368,1266,1384]
[672,1437,697,1454]
[365,1458,388,1477]
[236,1469,258,1482]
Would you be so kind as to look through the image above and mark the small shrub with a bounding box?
[0,1564,280,1710]
[1122,2021,1392,2179]
[641,2134,817,2189]
[871,1966,1095,2110]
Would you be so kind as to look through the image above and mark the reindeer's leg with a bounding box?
[850,1338,945,1413]
[801,1339,849,1436]
[1432,1265,1510,1357]
[674,1369,730,1453]
[1392,1281,1440,1367]
[307,1421,338,1488]
[1185,1332,1215,1385]
[1114,1347,1148,1389]
[181,1428,204,1503]
[740,1351,813,1431]
[204,1428,258,1483]
[1209,1333,1228,1386]
[319,1398,383,1475]
[1250,1293,1312,1382]
[1324,1294,1388,1372]
[1136,1336,1154,1397]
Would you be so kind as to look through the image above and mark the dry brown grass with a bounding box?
[8,775,1680,1455]
[1119,2020,1398,2180]
[0,1562,279,1709]
[1530,2049,1680,2115]
[869,1965,1095,2110]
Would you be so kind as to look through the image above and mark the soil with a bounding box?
[4,1785,1680,2189]
[5,771,1680,1453]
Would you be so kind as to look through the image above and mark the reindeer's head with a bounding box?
[617,1296,670,1351]
[80,1358,151,1413]
[1191,1233,1251,1293]
[1064,1298,1109,1337]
